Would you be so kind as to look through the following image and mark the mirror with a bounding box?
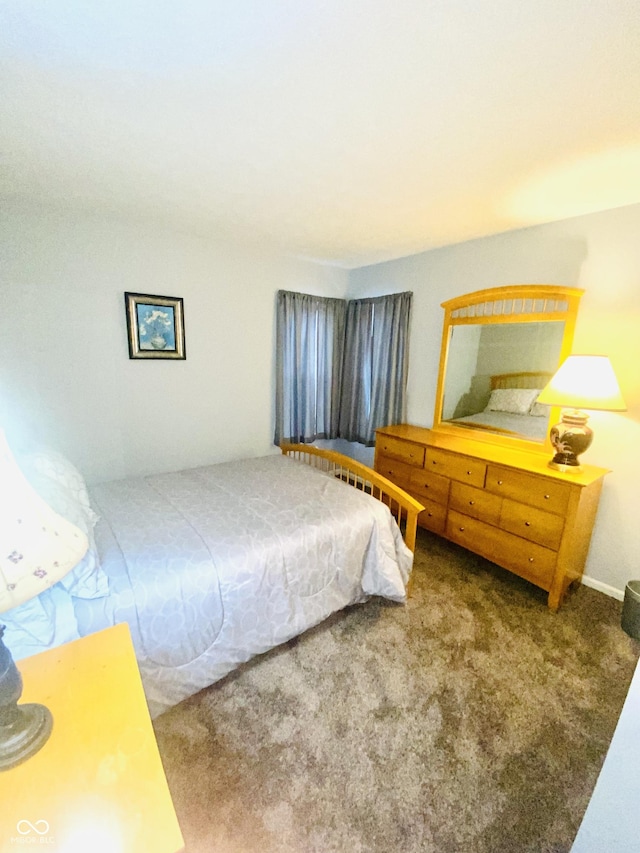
[433,285,583,450]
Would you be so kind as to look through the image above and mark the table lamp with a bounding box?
[0,625,54,771]
[536,355,626,472]
[0,429,88,770]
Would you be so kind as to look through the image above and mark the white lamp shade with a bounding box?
[536,355,627,412]
[0,430,89,614]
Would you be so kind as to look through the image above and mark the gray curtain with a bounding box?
[274,290,346,445]
[338,291,412,445]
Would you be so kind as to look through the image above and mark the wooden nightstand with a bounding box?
[0,623,184,853]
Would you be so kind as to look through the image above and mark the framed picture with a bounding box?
[124,292,186,360]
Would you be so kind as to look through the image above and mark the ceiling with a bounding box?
[1,1,639,268]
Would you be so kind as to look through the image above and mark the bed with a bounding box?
[449,371,551,441]
[3,441,423,718]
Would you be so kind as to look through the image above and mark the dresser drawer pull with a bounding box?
[459,526,465,532]
[468,500,475,506]
[427,512,433,517]
[544,495,550,500]
[525,521,531,527]
[528,557,535,562]
[497,479,503,485]
[467,470,472,475]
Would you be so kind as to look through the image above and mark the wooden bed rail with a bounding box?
[280,443,424,554]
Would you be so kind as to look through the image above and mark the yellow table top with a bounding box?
[0,623,184,853]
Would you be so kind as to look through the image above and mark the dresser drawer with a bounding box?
[500,498,565,550]
[376,454,414,490]
[485,465,571,515]
[449,482,501,525]
[377,436,425,467]
[425,448,486,488]
[446,510,557,589]
[410,468,450,505]
[418,499,447,534]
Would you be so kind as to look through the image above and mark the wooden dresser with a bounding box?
[375,424,609,610]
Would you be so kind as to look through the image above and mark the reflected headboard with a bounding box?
[490,371,552,391]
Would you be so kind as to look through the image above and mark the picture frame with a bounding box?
[124,292,186,360]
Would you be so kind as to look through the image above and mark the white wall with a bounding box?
[0,205,348,483]
[348,202,640,600]
[441,324,482,419]
[570,656,640,852]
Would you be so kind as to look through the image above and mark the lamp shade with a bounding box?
[0,430,89,614]
[536,355,626,412]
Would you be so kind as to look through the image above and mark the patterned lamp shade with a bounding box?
[0,429,91,769]
[0,430,89,614]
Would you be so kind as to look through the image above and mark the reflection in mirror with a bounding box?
[433,285,584,451]
[442,321,565,442]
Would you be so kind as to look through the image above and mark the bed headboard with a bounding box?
[490,371,552,391]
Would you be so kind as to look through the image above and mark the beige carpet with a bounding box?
[154,529,640,853]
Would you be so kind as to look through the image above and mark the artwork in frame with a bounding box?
[124,292,186,360]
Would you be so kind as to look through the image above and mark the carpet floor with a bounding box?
[154,528,640,853]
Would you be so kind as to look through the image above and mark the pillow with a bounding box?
[1,584,80,660]
[1,434,90,612]
[14,448,108,600]
[485,388,540,415]
[20,446,99,526]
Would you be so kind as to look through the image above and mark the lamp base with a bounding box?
[0,702,53,771]
[547,458,582,473]
[547,410,593,474]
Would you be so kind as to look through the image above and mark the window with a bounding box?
[275,290,412,447]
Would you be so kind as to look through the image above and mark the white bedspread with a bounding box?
[74,454,412,717]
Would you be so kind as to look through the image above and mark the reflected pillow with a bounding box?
[485,388,540,415]
[529,397,549,417]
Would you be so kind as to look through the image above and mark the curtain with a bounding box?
[338,291,412,445]
[274,290,346,445]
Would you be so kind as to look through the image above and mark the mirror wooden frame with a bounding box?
[433,284,584,453]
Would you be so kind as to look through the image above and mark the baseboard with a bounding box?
[581,575,624,602]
